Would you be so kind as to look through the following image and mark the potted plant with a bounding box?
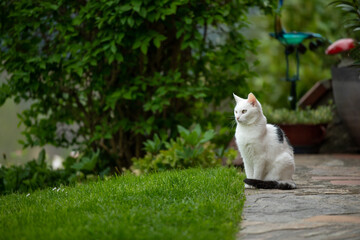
[326,1,360,148]
[263,105,333,153]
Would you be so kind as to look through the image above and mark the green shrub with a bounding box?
[131,124,237,173]
[0,149,112,195]
[0,0,276,171]
[263,104,334,125]
[0,150,71,194]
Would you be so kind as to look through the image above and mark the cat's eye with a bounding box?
[235,111,238,114]
[242,110,247,114]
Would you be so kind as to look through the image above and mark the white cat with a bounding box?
[233,93,296,190]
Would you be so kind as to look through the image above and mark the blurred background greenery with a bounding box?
[246,0,357,107]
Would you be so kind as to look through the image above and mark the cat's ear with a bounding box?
[247,93,257,106]
[233,93,243,103]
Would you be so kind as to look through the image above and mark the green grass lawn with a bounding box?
[0,167,245,240]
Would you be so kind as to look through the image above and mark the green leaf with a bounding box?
[116,33,125,44]
[336,3,357,13]
[128,17,134,27]
[73,17,82,26]
[42,2,59,10]
[176,28,184,39]
[48,54,61,63]
[110,41,117,54]
[120,17,127,25]
[153,38,161,48]
[39,62,46,69]
[71,151,99,171]
[133,1,142,12]
[193,124,202,138]
[141,42,148,54]
[116,53,124,62]
[177,125,190,137]
[139,8,147,18]
[153,34,167,48]
[185,131,200,146]
[108,54,115,64]
[133,39,142,49]
[118,4,132,12]
[184,17,192,24]
[162,4,178,16]
[75,67,83,77]
[200,130,215,144]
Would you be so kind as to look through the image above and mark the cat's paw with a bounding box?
[245,184,254,189]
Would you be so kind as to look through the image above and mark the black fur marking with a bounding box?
[244,178,295,190]
[244,178,278,189]
[285,135,292,147]
[274,125,284,143]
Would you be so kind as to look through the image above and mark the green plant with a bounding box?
[263,105,333,125]
[0,149,114,195]
[0,0,276,171]
[330,0,360,61]
[131,124,236,173]
[0,167,245,240]
[0,150,73,194]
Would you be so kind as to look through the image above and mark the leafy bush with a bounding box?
[264,104,334,125]
[131,124,237,173]
[0,150,71,194]
[0,0,276,171]
[0,149,112,195]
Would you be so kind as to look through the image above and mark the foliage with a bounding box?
[0,167,246,240]
[330,0,360,62]
[0,0,276,170]
[0,149,111,195]
[0,123,238,195]
[131,124,237,173]
[264,104,334,125]
[0,150,71,194]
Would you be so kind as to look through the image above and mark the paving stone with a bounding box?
[305,215,360,224]
[312,176,360,180]
[331,180,360,186]
[238,154,360,240]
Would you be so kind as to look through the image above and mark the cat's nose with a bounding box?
[236,116,240,121]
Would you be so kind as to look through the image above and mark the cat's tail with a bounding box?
[244,178,296,190]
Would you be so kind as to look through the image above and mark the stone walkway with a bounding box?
[237,154,360,240]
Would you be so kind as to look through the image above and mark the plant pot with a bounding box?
[279,124,327,154]
[331,66,360,147]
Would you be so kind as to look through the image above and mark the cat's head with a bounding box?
[233,93,264,125]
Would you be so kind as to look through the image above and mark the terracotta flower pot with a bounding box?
[279,124,327,153]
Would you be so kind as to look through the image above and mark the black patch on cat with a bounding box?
[244,178,278,189]
[273,124,291,146]
[274,125,285,143]
[244,178,296,190]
